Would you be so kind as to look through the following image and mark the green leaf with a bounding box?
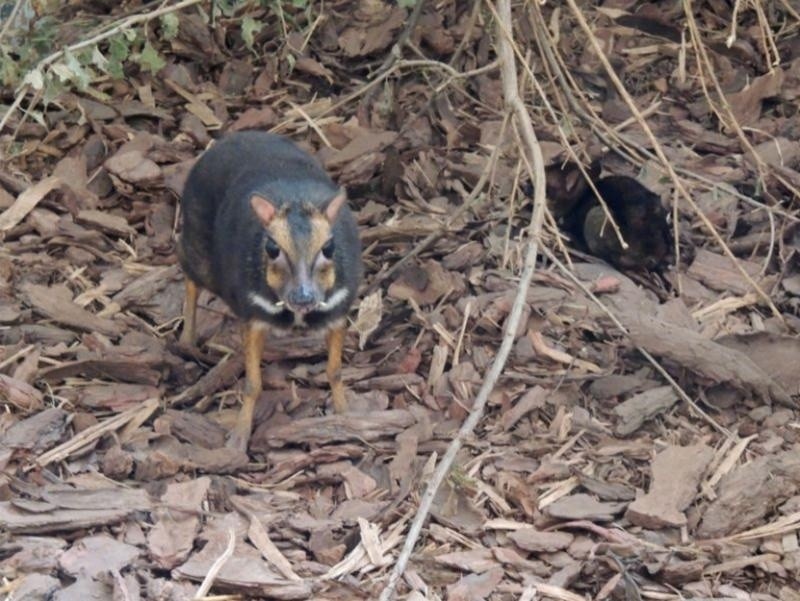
[214,0,238,18]
[51,63,73,83]
[138,42,166,73]
[0,53,19,87]
[50,49,91,91]
[23,67,44,90]
[397,0,416,7]
[107,59,125,80]
[109,35,130,62]
[292,0,308,8]
[31,16,58,55]
[160,13,180,41]
[241,15,262,52]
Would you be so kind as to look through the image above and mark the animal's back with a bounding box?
[581,176,671,269]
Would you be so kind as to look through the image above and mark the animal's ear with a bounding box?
[251,195,277,225]
[322,189,347,223]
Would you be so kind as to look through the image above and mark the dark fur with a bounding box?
[178,131,362,329]
[562,175,671,270]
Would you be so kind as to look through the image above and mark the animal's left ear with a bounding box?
[323,189,347,223]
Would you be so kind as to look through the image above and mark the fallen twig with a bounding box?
[194,529,236,599]
[377,0,549,596]
[33,398,159,469]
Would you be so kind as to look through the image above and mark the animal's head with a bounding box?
[250,190,346,314]
[625,191,672,270]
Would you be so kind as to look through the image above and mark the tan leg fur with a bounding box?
[228,321,266,451]
[180,278,199,346]
[326,324,347,413]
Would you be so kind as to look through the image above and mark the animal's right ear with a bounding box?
[251,195,276,225]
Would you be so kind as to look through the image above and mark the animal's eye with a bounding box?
[264,237,281,259]
[321,239,335,259]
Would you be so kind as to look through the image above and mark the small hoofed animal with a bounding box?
[177,131,362,450]
[546,162,672,270]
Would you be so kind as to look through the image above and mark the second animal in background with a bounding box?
[546,161,672,270]
[177,131,363,451]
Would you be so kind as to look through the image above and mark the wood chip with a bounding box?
[21,283,121,338]
[627,444,714,528]
[254,410,416,449]
[612,385,679,436]
[0,176,61,231]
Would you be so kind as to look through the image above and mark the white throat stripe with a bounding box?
[248,292,285,315]
[319,288,349,311]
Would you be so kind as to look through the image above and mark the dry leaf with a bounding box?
[353,289,382,350]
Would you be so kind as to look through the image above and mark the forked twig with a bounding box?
[377,0,549,597]
[527,2,799,226]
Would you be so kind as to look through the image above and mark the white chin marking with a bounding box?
[318,288,348,311]
[249,292,285,315]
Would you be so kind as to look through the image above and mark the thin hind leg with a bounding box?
[227,321,266,452]
[180,277,199,346]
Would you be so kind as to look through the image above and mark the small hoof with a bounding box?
[330,391,349,414]
[226,429,250,452]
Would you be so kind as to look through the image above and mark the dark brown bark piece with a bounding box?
[613,385,679,436]
[2,407,68,452]
[58,534,140,577]
[75,209,135,237]
[133,436,248,478]
[148,477,210,569]
[39,359,162,386]
[623,313,793,407]
[5,573,60,601]
[170,355,244,406]
[0,503,134,534]
[155,409,228,449]
[173,529,312,599]
[545,494,627,522]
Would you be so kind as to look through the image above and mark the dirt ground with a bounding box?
[1,1,800,600]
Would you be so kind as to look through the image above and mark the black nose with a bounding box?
[288,287,316,311]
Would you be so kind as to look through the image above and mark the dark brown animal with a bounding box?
[545,162,671,270]
[178,131,362,450]
[576,176,672,270]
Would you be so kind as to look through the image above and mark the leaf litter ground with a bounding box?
[1,1,800,600]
